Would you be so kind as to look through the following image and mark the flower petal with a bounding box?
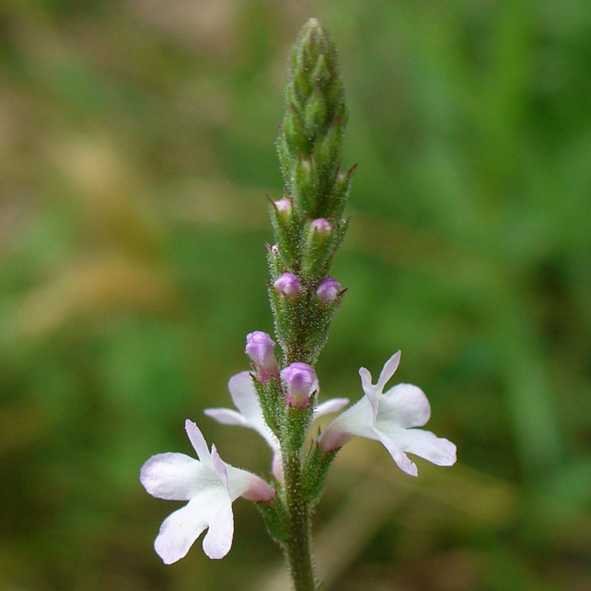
[210,445,230,491]
[378,383,431,428]
[154,490,229,564]
[377,351,401,391]
[203,408,248,427]
[358,367,373,397]
[215,372,279,450]
[227,372,263,422]
[185,420,210,463]
[388,427,457,467]
[374,429,418,477]
[202,500,234,559]
[315,397,349,417]
[140,453,203,501]
[359,367,379,419]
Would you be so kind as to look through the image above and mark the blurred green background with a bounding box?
[1,0,591,589]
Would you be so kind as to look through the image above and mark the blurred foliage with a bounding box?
[1,0,590,590]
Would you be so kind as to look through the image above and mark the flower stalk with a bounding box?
[269,19,351,589]
[139,17,456,591]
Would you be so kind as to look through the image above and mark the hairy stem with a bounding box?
[283,448,316,591]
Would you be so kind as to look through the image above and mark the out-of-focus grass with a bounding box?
[1,1,590,590]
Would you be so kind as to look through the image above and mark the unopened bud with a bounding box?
[315,277,341,303]
[280,362,317,408]
[273,273,302,298]
[274,198,293,219]
[310,218,332,235]
[246,332,279,382]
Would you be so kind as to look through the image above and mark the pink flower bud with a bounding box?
[280,362,317,408]
[275,198,293,217]
[310,218,332,235]
[273,273,302,298]
[315,277,341,303]
[246,332,279,382]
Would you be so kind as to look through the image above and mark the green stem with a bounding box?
[283,447,316,591]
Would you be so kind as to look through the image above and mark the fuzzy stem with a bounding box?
[282,447,317,591]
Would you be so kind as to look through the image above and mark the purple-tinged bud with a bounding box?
[315,277,341,303]
[274,198,293,217]
[280,362,317,408]
[310,218,332,235]
[273,273,302,298]
[246,331,279,382]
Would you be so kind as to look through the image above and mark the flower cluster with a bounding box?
[140,334,456,562]
[140,19,457,577]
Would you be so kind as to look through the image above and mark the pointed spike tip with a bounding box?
[302,18,324,38]
[296,18,333,58]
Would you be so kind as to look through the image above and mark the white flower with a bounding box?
[318,352,457,477]
[140,420,275,564]
[205,371,349,479]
